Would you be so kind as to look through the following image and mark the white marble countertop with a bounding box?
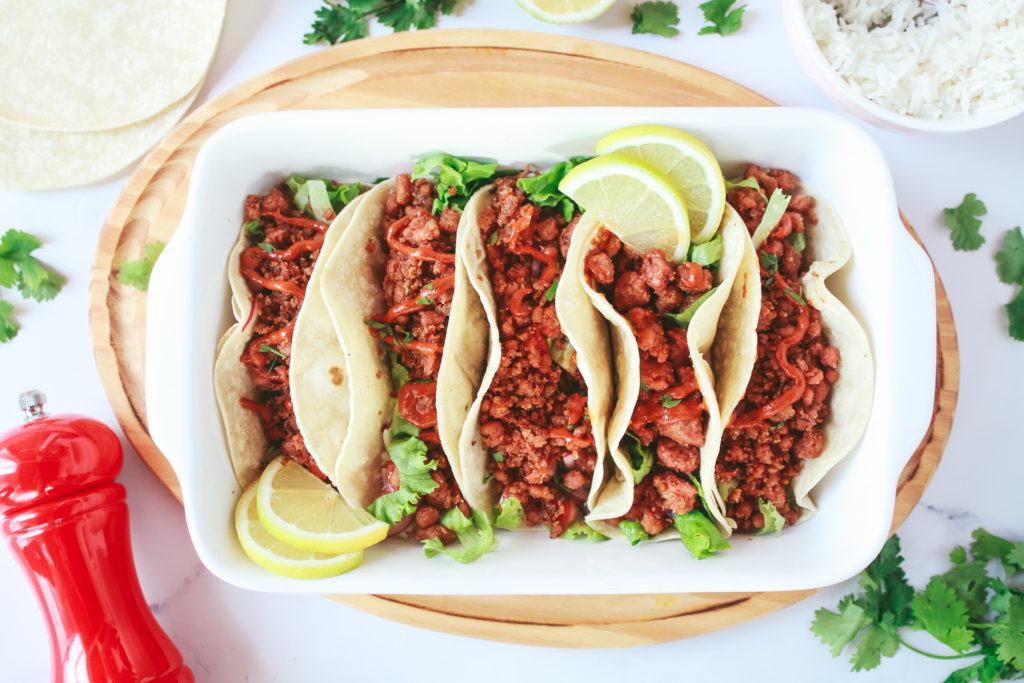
[1,1,1020,681]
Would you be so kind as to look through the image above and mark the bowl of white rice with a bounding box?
[783,0,1024,133]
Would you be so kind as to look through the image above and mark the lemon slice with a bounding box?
[558,153,690,261]
[596,125,726,244]
[513,0,617,24]
[256,456,388,554]
[235,483,364,579]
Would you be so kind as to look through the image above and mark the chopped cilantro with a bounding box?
[117,240,166,291]
[488,231,499,246]
[996,227,1024,284]
[660,394,681,408]
[661,285,718,328]
[1006,287,1024,342]
[413,153,501,213]
[259,344,285,359]
[812,529,1024,680]
[244,220,263,238]
[640,382,652,392]
[0,229,65,342]
[416,296,432,305]
[944,193,987,251]
[425,281,434,291]
[492,451,504,463]
[517,158,589,223]
[698,0,745,36]
[544,279,559,302]
[303,0,461,45]
[784,287,807,306]
[618,520,650,546]
[257,242,275,254]
[631,1,680,38]
[789,231,806,254]
[759,251,778,275]
[0,301,18,343]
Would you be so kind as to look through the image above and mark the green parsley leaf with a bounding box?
[674,510,729,559]
[911,577,975,652]
[660,394,681,408]
[1006,287,1024,342]
[0,300,18,342]
[631,1,680,38]
[944,193,987,251]
[561,520,609,543]
[756,498,786,535]
[116,240,165,292]
[622,431,654,484]
[661,285,718,328]
[698,0,745,36]
[812,595,873,657]
[618,520,650,546]
[303,2,368,44]
[493,496,525,530]
[544,279,559,301]
[995,227,1024,284]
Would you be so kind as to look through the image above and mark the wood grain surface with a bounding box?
[89,30,958,648]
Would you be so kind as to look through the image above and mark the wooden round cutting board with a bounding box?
[89,30,958,648]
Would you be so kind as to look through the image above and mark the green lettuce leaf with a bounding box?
[561,520,609,543]
[660,285,718,328]
[493,496,525,530]
[675,510,729,559]
[756,499,786,535]
[413,153,501,213]
[622,431,654,484]
[618,520,650,546]
[423,509,497,564]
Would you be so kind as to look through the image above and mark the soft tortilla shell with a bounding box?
[213,195,363,489]
[0,0,225,131]
[584,207,748,540]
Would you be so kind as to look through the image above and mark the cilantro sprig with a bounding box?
[0,229,66,342]
[631,1,680,37]
[698,0,746,36]
[945,193,987,252]
[117,240,165,291]
[304,0,461,45]
[996,226,1024,341]
[812,529,1024,680]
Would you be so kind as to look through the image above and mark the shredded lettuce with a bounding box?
[423,509,497,564]
[660,285,719,329]
[493,496,525,530]
[516,157,590,223]
[751,188,792,248]
[286,175,362,221]
[412,153,503,213]
[622,431,654,485]
[561,520,609,543]
[675,511,730,559]
[756,499,786,536]
[717,479,737,502]
[725,176,763,195]
[618,520,651,546]
[687,232,722,266]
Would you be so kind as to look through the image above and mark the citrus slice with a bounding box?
[558,153,691,261]
[256,456,388,554]
[596,125,726,244]
[513,0,617,24]
[235,483,364,579]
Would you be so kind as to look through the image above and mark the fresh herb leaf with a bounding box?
[257,242,275,254]
[850,621,900,672]
[116,240,165,292]
[258,344,285,359]
[0,229,66,302]
[544,279,559,301]
[493,496,525,530]
[1007,287,1024,342]
[561,520,609,543]
[304,2,368,44]
[789,231,806,254]
[488,231,499,246]
[618,520,650,546]
[756,499,785,535]
[698,0,745,36]
[0,300,18,342]
[414,153,500,213]
[812,595,873,657]
[244,220,263,238]
[911,577,975,652]
[492,451,504,463]
[995,227,1024,285]
[661,285,718,328]
[860,534,915,629]
[944,193,987,251]
[784,287,806,306]
[518,158,589,223]
[660,394,681,408]
[971,528,1024,574]
[416,296,432,305]
[304,0,461,45]
[622,431,654,484]
[759,251,778,275]
[631,1,680,38]
[674,510,729,559]
[990,594,1024,670]
[640,382,652,392]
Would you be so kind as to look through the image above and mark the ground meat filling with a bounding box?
[585,229,714,536]
[477,173,596,538]
[373,174,468,544]
[237,185,328,479]
[717,164,841,532]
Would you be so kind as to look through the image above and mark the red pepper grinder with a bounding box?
[0,391,193,683]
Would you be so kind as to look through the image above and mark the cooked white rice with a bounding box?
[804,0,1024,119]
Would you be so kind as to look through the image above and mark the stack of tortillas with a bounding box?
[0,0,227,191]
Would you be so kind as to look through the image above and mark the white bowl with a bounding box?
[147,107,936,594]
[783,0,1024,134]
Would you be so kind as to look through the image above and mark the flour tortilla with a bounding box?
[711,187,874,529]
[0,85,199,191]
[451,188,616,523]
[576,207,749,540]
[0,0,225,131]
[213,193,364,489]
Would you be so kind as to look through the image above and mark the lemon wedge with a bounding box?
[256,456,388,555]
[558,153,691,261]
[513,0,617,24]
[596,125,726,244]
[235,482,364,579]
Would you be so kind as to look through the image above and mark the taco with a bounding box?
[563,200,750,556]
[447,166,619,540]
[214,176,364,489]
[319,158,500,560]
[711,165,873,534]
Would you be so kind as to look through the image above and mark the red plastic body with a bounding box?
[0,413,193,683]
